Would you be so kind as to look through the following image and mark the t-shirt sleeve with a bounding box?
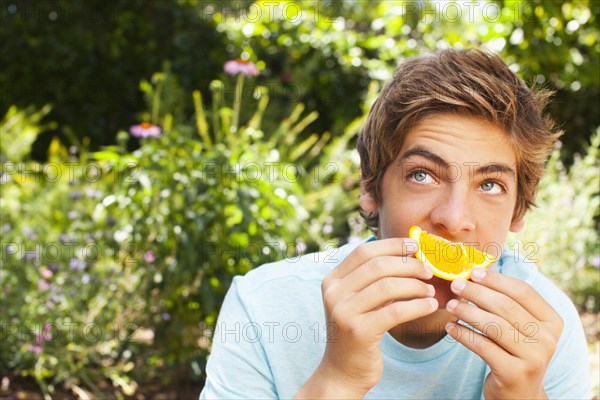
[199,277,277,399]
[542,291,591,399]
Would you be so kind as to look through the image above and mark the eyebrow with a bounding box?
[399,146,516,180]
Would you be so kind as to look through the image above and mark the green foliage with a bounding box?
[0,65,370,395]
[0,0,225,159]
[0,105,54,163]
[2,1,598,161]
[211,0,599,159]
[1,126,142,396]
[507,129,600,311]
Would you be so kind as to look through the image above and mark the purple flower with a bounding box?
[4,243,15,254]
[161,312,171,321]
[85,188,102,199]
[27,344,42,354]
[36,324,53,343]
[144,250,156,264]
[37,279,50,291]
[69,191,82,199]
[224,59,260,77]
[2,223,10,234]
[69,258,86,271]
[82,274,90,284]
[67,211,78,220]
[25,251,39,262]
[130,122,161,138]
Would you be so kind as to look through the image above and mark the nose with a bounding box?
[429,186,476,238]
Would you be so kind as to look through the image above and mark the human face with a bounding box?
[360,113,524,306]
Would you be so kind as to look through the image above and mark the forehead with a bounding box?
[399,113,517,167]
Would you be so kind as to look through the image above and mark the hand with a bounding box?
[295,238,438,399]
[444,268,563,399]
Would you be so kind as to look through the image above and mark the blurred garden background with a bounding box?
[0,0,598,398]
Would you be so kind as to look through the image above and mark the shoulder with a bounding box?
[497,249,590,396]
[497,249,576,313]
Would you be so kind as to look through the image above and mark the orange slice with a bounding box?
[408,226,497,281]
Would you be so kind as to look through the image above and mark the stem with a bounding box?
[79,369,103,397]
[212,91,220,140]
[193,90,213,150]
[231,74,245,134]
[210,80,222,141]
[247,86,269,130]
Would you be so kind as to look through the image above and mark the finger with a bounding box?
[339,256,433,293]
[446,299,530,357]
[325,238,418,282]
[469,268,560,324]
[349,277,434,314]
[324,256,433,312]
[445,320,518,372]
[449,279,539,338]
[365,297,438,334]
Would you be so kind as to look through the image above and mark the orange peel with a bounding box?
[408,226,497,281]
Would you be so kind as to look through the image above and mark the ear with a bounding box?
[509,217,525,233]
[359,182,379,213]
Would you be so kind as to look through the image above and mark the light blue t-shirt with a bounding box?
[200,237,590,399]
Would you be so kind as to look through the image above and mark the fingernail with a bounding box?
[445,322,456,332]
[446,299,459,310]
[424,264,433,277]
[451,279,466,292]
[427,284,435,296]
[471,268,486,281]
[428,298,438,309]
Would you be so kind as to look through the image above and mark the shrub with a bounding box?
[0,61,372,396]
[507,129,600,311]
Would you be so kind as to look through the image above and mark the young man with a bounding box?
[200,49,590,399]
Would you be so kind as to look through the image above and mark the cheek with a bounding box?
[378,190,432,238]
[475,197,516,228]
[471,206,513,257]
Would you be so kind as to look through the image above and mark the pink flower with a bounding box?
[224,59,260,77]
[130,122,161,138]
[40,267,53,280]
[37,279,50,291]
[144,250,155,263]
[27,344,42,354]
[35,324,52,344]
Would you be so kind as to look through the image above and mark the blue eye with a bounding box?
[480,181,504,194]
[414,171,427,182]
[409,170,433,184]
[481,182,494,191]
